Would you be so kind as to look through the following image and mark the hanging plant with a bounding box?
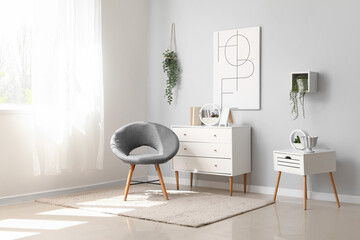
[290,75,307,120]
[162,50,180,104]
[162,23,180,105]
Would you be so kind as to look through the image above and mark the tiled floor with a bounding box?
[0,185,359,240]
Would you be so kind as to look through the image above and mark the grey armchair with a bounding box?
[110,122,179,201]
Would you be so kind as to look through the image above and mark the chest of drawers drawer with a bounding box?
[172,156,232,175]
[172,127,231,143]
[177,142,232,158]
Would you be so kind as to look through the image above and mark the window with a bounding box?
[0,1,33,106]
[0,0,104,175]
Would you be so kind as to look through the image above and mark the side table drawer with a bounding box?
[274,153,303,175]
[172,127,231,143]
[172,156,232,175]
[177,142,232,158]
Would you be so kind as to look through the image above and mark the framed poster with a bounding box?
[213,27,261,109]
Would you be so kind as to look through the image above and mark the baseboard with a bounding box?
[156,176,360,205]
[0,176,147,206]
[4,175,359,206]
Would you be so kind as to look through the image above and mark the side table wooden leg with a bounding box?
[229,176,233,196]
[190,172,193,188]
[303,175,307,210]
[175,171,179,190]
[243,174,247,193]
[329,172,340,208]
[273,171,281,201]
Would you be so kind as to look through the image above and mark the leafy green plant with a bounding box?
[162,50,180,104]
[290,75,307,120]
[294,135,301,143]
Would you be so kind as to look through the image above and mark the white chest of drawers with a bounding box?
[171,125,251,195]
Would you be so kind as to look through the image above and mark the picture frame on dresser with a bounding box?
[171,125,251,196]
[219,108,234,127]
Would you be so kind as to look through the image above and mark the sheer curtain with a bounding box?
[32,0,104,175]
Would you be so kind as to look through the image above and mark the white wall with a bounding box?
[147,0,360,197]
[0,0,149,201]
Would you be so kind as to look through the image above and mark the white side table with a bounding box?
[273,149,340,210]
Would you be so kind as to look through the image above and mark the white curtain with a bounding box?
[31,0,104,175]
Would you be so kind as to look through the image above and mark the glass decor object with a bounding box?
[289,129,309,150]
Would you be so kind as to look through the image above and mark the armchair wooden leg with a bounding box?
[243,174,247,193]
[329,172,340,208]
[175,171,179,190]
[273,171,281,201]
[124,164,135,201]
[155,164,168,200]
[229,176,233,196]
[190,172,193,188]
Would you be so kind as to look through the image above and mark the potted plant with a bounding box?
[162,23,180,105]
[293,135,302,149]
[162,50,180,104]
[290,75,308,120]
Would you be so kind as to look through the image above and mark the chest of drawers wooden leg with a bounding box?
[171,125,251,195]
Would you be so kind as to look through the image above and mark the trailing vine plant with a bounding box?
[162,50,180,104]
[290,75,307,120]
[162,23,180,105]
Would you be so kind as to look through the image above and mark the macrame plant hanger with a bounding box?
[168,23,176,53]
[163,23,180,105]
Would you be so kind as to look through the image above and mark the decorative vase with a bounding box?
[300,136,318,153]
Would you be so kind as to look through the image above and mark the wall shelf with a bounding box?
[291,71,318,93]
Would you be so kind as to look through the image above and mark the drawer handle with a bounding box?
[214,149,217,152]
[285,156,292,159]
[214,164,218,167]
[183,133,187,136]
[213,134,217,137]
[184,148,187,150]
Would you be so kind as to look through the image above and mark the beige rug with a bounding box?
[36,185,274,227]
